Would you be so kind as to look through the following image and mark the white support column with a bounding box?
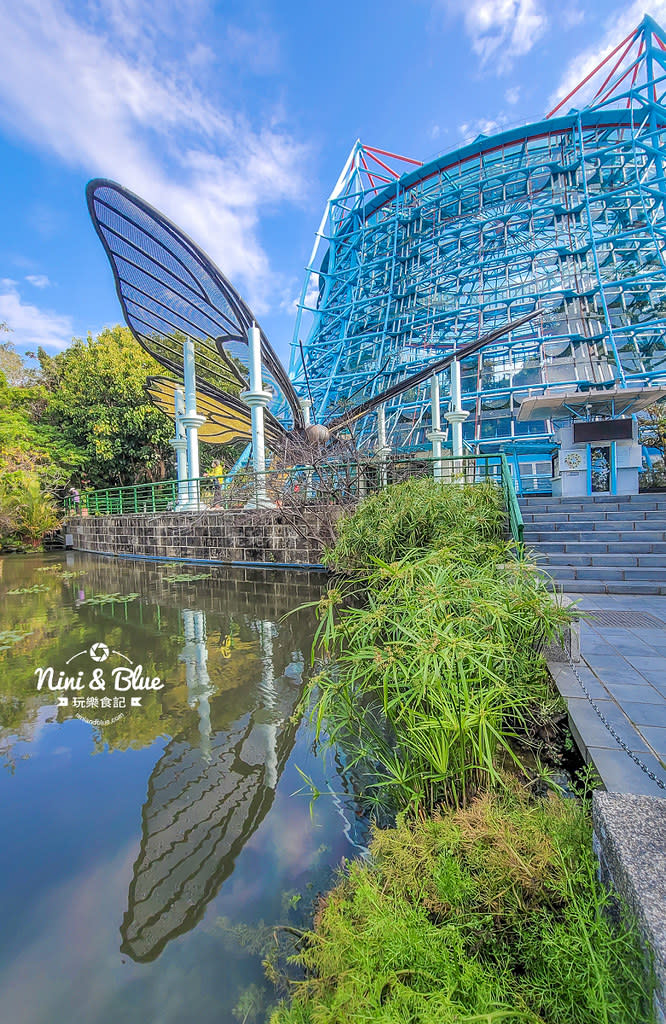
[376,405,390,489]
[241,323,274,508]
[181,340,206,509]
[426,373,447,482]
[170,388,188,509]
[444,359,470,478]
[299,397,312,428]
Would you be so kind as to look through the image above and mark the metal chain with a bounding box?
[564,646,666,790]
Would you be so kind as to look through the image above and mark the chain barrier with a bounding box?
[563,643,666,790]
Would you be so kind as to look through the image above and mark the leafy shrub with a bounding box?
[0,472,61,550]
[309,550,570,812]
[326,477,506,571]
[640,458,666,491]
[271,790,654,1024]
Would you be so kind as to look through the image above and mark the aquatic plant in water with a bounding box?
[0,628,34,652]
[325,476,507,571]
[80,592,140,605]
[162,572,213,583]
[7,584,51,594]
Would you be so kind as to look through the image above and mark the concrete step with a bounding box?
[542,564,666,582]
[521,493,666,506]
[523,529,666,543]
[534,552,665,567]
[524,518,666,532]
[549,578,666,595]
[526,540,666,555]
[522,510,666,523]
[521,500,666,513]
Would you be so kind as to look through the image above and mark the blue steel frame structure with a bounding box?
[291,16,666,488]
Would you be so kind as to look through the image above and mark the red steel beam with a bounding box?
[548,26,638,117]
[364,144,423,166]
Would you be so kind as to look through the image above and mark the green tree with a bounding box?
[0,365,82,549]
[640,402,666,461]
[40,326,175,487]
[0,323,28,387]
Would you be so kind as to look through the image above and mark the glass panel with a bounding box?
[590,445,611,492]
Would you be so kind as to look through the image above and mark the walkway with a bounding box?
[548,592,666,797]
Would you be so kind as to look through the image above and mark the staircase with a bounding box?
[520,493,666,594]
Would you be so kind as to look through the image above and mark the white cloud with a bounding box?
[0,279,73,351]
[458,114,509,142]
[550,1,666,113]
[279,273,320,317]
[441,0,547,72]
[224,23,281,74]
[505,85,521,104]
[25,274,51,289]
[0,0,310,312]
[560,5,584,29]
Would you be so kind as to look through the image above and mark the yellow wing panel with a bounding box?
[146,377,287,450]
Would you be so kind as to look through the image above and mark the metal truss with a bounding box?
[291,15,666,479]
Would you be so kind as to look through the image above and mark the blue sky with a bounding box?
[0,0,662,365]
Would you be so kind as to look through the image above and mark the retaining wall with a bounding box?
[66,508,343,568]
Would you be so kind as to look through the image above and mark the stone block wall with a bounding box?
[67,507,344,567]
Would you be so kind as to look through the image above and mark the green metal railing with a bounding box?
[64,453,524,552]
[500,453,525,555]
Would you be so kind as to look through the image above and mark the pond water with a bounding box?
[0,553,367,1024]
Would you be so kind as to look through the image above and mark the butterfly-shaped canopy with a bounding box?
[88,177,542,451]
[86,179,304,433]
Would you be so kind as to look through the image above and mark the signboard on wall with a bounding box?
[573,419,633,443]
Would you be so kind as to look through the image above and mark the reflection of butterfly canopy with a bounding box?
[86,179,303,435]
[120,691,300,962]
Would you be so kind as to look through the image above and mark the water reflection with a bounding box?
[0,554,365,1024]
[121,607,305,963]
[180,609,214,761]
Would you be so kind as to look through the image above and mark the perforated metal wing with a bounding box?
[146,377,288,448]
[86,179,304,429]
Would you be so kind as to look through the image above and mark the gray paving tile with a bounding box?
[548,664,610,700]
[624,656,666,671]
[583,662,651,688]
[587,746,666,797]
[605,636,663,657]
[584,653,625,668]
[581,641,615,654]
[642,644,666,657]
[632,670,666,689]
[623,657,666,687]
[631,630,666,644]
[602,681,663,703]
[638,726,666,759]
[622,702,666,728]
[566,697,648,751]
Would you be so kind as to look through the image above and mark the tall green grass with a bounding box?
[270,789,654,1023]
[326,477,506,571]
[307,479,571,812]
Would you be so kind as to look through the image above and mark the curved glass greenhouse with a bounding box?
[291,16,666,485]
